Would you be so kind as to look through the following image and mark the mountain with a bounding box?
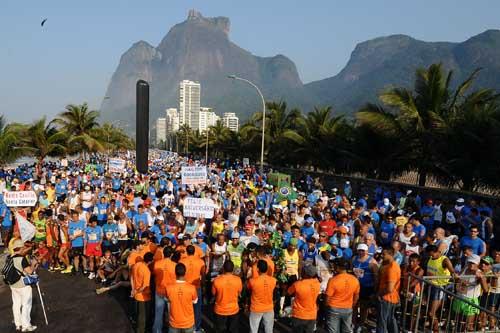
[305,29,500,113]
[101,11,500,128]
[101,10,315,130]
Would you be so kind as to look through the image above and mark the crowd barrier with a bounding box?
[401,273,500,332]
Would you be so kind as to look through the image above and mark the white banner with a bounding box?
[181,166,207,185]
[109,158,126,173]
[183,197,215,219]
[15,212,36,242]
[243,158,250,167]
[4,191,38,207]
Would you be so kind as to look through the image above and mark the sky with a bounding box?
[1,0,500,122]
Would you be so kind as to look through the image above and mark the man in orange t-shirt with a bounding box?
[180,245,206,332]
[152,246,176,333]
[247,260,277,333]
[165,263,199,332]
[325,257,360,333]
[287,265,321,333]
[132,252,153,333]
[212,260,243,333]
[376,246,401,333]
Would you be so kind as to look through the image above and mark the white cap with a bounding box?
[231,232,240,239]
[177,233,184,240]
[467,254,480,265]
[383,198,390,205]
[456,198,465,204]
[357,243,369,251]
[397,209,404,216]
[345,181,350,185]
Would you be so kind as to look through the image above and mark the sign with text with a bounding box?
[4,191,38,207]
[181,166,207,185]
[108,158,126,173]
[243,158,250,167]
[183,197,215,219]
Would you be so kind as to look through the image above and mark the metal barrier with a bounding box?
[401,273,500,332]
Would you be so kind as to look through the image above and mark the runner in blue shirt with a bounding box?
[68,211,86,274]
[96,197,109,226]
[85,217,103,279]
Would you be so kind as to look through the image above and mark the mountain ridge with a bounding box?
[100,12,500,128]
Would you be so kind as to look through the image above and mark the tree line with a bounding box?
[173,64,500,192]
[0,103,134,170]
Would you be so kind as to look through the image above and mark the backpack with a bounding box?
[1,255,23,285]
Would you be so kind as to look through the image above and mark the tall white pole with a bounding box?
[227,75,266,175]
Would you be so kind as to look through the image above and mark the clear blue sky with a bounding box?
[1,0,499,122]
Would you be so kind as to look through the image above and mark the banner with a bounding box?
[4,191,38,207]
[61,158,68,167]
[183,197,215,219]
[181,166,207,185]
[243,158,250,167]
[15,212,36,242]
[109,158,126,173]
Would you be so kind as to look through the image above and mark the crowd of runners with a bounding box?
[1,151,499,333]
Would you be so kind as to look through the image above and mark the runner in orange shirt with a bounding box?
[180,245,206,332]
[131,252,153,333]
[325,257,360,333]
[247,260,277,333]
[211,260,243,333]
[287,265,321,333]
[153,246,176,333]
[376,246,401,333]
[165,263,199,333]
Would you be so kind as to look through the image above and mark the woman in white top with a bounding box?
[80,186,94,213]
[398,222,416,247]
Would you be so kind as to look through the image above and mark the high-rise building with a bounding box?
[155,118,167,145]
[222,112,239,131]
[179,80,200,127]
[194,107,220,132]
[165,108,180,133]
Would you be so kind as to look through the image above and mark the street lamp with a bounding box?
[227,75,266,175]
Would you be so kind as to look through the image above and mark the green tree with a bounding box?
[357,63,479,186]
[0,116,26,167]
[22,118,66,169]
[54,103,104,157]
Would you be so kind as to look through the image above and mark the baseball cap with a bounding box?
[305,217,315,224]
[177,233,184,240]
[231,232,240,239]
[467,254,481,265]
[196,232,205,238]
[481,256,494,265]
[357,243,369,251]
[456,198,465,204]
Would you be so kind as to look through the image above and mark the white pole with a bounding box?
[36,282,49,325]
[227,75,266,175]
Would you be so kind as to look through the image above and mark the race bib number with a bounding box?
[100,209,106,215]
[88,233,97,241]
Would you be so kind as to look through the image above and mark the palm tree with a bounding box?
[243,101,304,166]
[298,106,350,171]
[177,124,192,154]
[95,123,134,153]
[208,120,232,158]
[54,103,104,157]
[0,116,26,167]
[21,118,66,172]
[357,63,479,186]
[437,89,500,191]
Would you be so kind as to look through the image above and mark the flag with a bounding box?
[15,212,36,242]
[276,180,297,202]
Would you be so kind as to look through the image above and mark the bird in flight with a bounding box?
[41,18,48,27]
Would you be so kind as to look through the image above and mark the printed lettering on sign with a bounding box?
[181,166,207,185]
[183,197,215,219]
[4,191,38,207]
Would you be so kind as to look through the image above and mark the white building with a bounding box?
[222,112,239,131]
[155,118,167,145]
[165,108,180,133]
[195,107,220,132]
[179,80,200,127]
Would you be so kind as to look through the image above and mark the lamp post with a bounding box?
[227,75,266,175]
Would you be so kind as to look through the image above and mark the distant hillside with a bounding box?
[100,11,500,128]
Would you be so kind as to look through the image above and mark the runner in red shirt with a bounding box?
[319,211,337,237]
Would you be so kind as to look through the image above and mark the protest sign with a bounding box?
[109,158,126,173]
[4,191,38,207]
[181,166,207,185]
[183,197,215,219]
[243,158,250,167]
